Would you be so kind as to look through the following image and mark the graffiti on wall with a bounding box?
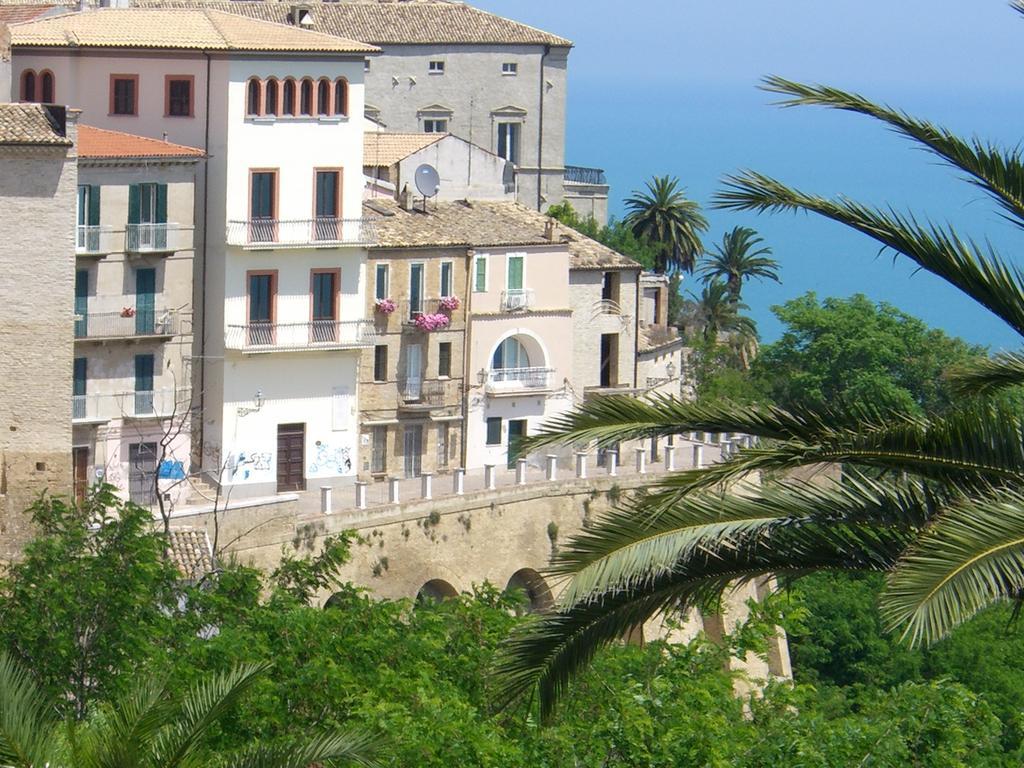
[309,440,352,476]
[230,451,273,482]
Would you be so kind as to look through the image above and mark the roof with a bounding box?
[0,4,50,25]
[9,8,377,53]
[639,324,683,354]
[364,197,640,270]
[166,528,215,582]
[0,102,71,146]
[78,125,204,160]
[131,0,572,47]
[364,132,444,167]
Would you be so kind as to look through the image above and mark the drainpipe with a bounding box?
[633,270,640,389]
[197,51,212,471]
[460,247,474,470]
[536,44,549,211]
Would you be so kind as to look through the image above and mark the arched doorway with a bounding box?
[504,568,554,614]
[416,578,459,604]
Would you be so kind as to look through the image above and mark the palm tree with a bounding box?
[624,176,708,274]
[698,226,780,301]
[493,59,1024,720]
[690,279,758,343]
[0,652,381,768]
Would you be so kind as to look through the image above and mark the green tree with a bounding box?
[689,279,758,345]
[624,176,708,274]
[753,292,985,413]
[698,226,780,300]
[493,30,1024,718]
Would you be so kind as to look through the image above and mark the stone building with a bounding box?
[637,272,685,398]
[73,125,201,507]
[0,102,77,558]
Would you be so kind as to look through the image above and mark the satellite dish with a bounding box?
[415,164,441,198]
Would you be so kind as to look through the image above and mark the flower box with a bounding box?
[439,295,460,312]
[413,313,450,332]
[374,298,396,315]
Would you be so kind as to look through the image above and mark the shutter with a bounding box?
[73,358,87,396]
[127,184,140,225]
[508,256,523,290]
[135,354,154,392]
[135,268,156,334]
[88,185,101,226]
[156,184,168,223]
[475,257,486,291]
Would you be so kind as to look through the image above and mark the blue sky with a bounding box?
[473,0,1024,350]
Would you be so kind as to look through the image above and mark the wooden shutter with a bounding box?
[127,183,141,225]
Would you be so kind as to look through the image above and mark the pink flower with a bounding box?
[413,313,450,332]
[439,295,460,312]
[375,298,396,314]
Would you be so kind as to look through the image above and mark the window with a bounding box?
[409,262,424,318]
[246,77,261,116]
[249,170,277,242]
[423,118,447,133]
[428,60,445,74]
[375,263,389,301]
[264,78,279,116]
[165,76,193,117]
[364,59,371,72]
[20,70,35,102]
[497,122,521,164]
[333,78,348,116]
[492,337,530,369]
[474,255,487,292]
[373,345,388,382]
[40,71,54,103]
[311,270,339,342]
[440,261,453,297]
[316,78,331,116]
[300,78,314,115]
[77,184,100,251]
[111,75,139,116]
[371,426,387,474]
[507,254,524,291]
[438,341,452,378]
[602,271,620,305]
[502,62,518,75]
[282,78,296,116]
[74,269,88,338]
[486,417,502,446]
[314,170,341,240]
[135,354,155,415]
[127,183,168,250]
[73,357,87,419]
[437,423,450,468]
[247,271,276,345]
[135,268,156,334]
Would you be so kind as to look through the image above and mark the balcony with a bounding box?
[224,319,375,353]
[398,378,457,410]
[74,309,179,342]
[225,218,377,249]
[500,289,534,312]
[76,226,121,256]
[72,388,191,423]
[125,223,190,254]
[485,366,555,396]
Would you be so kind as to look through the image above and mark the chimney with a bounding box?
[399,184,413,211]
[289,4,314,26]
[544,217,557,242]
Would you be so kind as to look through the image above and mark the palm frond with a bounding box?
[946,350,1024,396]
[713,171,1024,338]
[0,651,55,768]
[78,677,172,768]
[224,729,383,768]
[761,76,1024,228]
[883,488,1024,646]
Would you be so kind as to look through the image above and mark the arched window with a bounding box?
[492,337,530,370]
[246,77,261,117]
[333,78,348,116]
[264,78,279,116]
[300,78,314,116]
[316,78,331,116]
[40,71,54,103]
[20,70,36,102]
[282,78,296,116]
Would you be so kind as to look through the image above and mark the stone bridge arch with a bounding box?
[504,567,554,613]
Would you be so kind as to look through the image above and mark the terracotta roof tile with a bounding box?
[639,324,682,353]
[78,124,204,159]
[363,132,444,167]
[166,528,215,581]
[0,4,51,25]
[364,197,640,270]
[0,102,71,145]
[10,8,377,52]
[132,0,572,46]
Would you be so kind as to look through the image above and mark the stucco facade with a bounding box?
[0,105,77,558]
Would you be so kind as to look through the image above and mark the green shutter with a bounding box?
[507,256,523,290]
[155,184,168,224]
[88,185,101,226]
[127,184,140,225]
[475,257,487,292]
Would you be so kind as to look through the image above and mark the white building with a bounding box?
[10,8,379,499]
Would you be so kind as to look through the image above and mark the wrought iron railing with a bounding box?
[563,165,608,185]
[224,319,375,351]
[500,289,534,312]
[125,223,190,253]
[486,366,554,393]
[225,218,377,247]
[398,378,452,406]
[74,309,178,340]
[72,388,191,422]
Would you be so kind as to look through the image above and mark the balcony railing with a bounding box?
[224,319,375,352]
[500,289,534,312]
[485,366,554,394]
[72,388,191,422]
[398,378,455,408]
[76,225,120,255]
[125,223,190,253]
[226,218,377,248]
[74,309,179,340]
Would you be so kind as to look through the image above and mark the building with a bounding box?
[637,272,685,397]
[132,0,573,211]
[73,124,201,507]
[10,8,379,500]
[0,102,77,558]
[562,165,609,226]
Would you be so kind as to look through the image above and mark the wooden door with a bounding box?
[128,442,158,506]
[276,423,306,492]
[73,447,89,504]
